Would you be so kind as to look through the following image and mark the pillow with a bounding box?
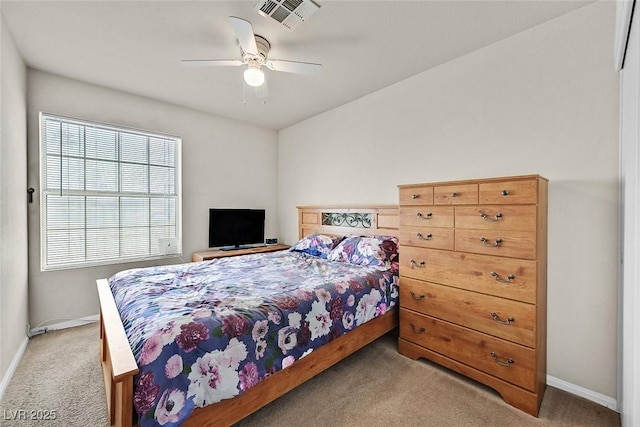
[290,234,339,258]
[327,235,399,270]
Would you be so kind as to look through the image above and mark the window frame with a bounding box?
[38,112,182,271]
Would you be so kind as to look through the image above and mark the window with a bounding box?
[40,113,181,270]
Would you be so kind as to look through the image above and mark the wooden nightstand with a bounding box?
[192,244,290,262]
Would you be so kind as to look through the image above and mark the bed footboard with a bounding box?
[97,279,139,427]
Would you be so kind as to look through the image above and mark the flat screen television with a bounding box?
[208,208,265,250]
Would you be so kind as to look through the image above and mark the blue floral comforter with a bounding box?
[108,250,399,426]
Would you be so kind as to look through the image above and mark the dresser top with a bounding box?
[397,174,547,189]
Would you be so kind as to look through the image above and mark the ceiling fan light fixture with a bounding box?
[244,65,265,87]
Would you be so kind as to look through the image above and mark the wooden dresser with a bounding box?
[397,175,547,416]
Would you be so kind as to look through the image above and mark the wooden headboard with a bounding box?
[297,206,399,239]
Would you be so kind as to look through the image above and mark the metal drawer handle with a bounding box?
[480,237,503,247]
[490,312,515,325]
[491,352,515,367]
[491,271,515,283]
[451,192,458,197]
[410,291,426,300]
[480,212,503,222]
[502,190,509,196]
[416,232,432,240]
[409,259,426,268]
[412,194,419,199]
[416,212,433,219]
[410,323,426,334]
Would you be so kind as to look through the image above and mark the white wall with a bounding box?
[278,2,619,401]
[0,12,28,383]
[26,70,278,327]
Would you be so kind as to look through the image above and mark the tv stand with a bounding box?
[220,244,266,252]
[192,244,290,262]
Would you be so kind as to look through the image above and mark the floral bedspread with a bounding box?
[108,250,399,427]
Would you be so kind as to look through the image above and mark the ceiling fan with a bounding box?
[181,16,323,100]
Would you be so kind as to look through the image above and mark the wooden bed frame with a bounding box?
[97,205,399,427]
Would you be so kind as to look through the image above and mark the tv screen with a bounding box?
[208,208,265,249]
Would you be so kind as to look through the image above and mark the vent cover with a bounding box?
[255,0,320,31]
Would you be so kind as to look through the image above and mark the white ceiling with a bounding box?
[1,1,592,130]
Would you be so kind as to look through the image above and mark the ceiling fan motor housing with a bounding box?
[254,35,271,61]
[241,35,271,66]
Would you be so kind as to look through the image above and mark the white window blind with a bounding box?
[40,113,181,270]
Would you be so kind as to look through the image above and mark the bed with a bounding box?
[97,205,399,427]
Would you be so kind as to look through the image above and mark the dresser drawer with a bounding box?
[434,183,478,205]
[400,278,535,347]
[399,186,434,206]
[400,309,536,391]
[399,206,454,227]
[455,206,537,232]
[400,246,536,303]
[479,179,538,204]
[455,229,536,259]
[399,227,454,250]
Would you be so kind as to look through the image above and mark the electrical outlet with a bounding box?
[159,238,179,255]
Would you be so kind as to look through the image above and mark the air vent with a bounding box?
[255,0,320,31]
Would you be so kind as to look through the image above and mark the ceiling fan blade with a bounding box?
[229,16,258,56]
[265,59,323,76]
[181,59,243,67]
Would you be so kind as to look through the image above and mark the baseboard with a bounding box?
[547,375,619,412]
[29,314,99,336]
[0,335,29,401]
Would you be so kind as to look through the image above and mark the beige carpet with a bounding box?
[0,324,620,426]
